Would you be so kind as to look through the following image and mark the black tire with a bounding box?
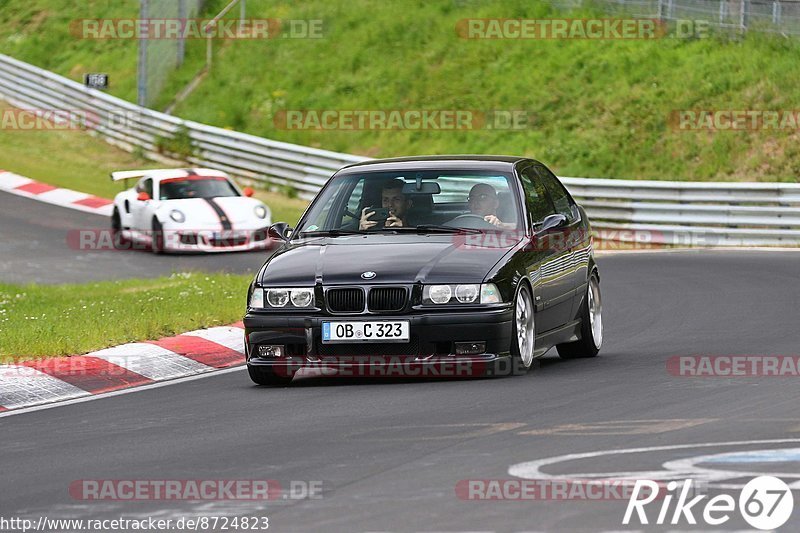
[509,282,536,376]
[557,274,602,359]
[247,365,294,386]
[111,208,128,249]
[151,217,164,254]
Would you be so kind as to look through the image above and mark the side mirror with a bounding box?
[243,187,255,197]
[137,191,151,202]
[268,222,292,242]
[536,213,567,234]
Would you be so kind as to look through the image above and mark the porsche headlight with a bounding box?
[254,205,268,219]
[169,209,186,223]
[423,283,502,305]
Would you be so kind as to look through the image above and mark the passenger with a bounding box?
[359,178,413,229]
[467,183,515,229]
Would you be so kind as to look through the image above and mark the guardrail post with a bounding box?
[772,0,781,25]
[137,0,149,107]
[740,0,750,31]
[177,0,186,66]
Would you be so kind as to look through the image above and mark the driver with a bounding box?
[359,179,413,230]
[467,183,515,229]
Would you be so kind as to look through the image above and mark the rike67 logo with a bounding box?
[623,476,794,530]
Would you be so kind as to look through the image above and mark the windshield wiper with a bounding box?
[385,225,483,234]
[298,229,367,237]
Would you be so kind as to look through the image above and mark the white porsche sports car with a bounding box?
[110,168,273,253]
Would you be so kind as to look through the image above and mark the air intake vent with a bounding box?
[326,288,365,313]
[368,287,407,312]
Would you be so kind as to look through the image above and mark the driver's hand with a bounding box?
[386,211,404,227]
[484,215,502,226]
[359,207,377,230]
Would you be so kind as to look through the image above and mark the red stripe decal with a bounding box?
[21,356,153,394]
[148,335,243,368]
[0,406,8,412]
[73,196,113,208]
[15,181,58,195]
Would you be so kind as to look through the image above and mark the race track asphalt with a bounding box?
[0,191,269,284]
[2,241,800,531]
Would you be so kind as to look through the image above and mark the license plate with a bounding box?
[213,230,243,240]
[322,321,410,343]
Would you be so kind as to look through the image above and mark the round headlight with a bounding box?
[169,209,186,223]
[429,285,452,304]
[455,284,479,303]
[266,289,289,307]
[290,288,313,308]
[255,205,268,219]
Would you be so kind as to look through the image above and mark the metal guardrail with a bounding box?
[1,53,799,247]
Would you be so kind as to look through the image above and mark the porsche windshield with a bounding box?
[296,170,522,235]
[159,177,239,200]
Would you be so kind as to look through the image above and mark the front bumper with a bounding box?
[122,228,273,253]
[244,306,514,378]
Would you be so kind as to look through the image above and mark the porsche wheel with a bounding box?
[111,208,128,249]
[151,217,164,254]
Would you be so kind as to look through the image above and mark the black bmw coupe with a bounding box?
[244,156,602,385]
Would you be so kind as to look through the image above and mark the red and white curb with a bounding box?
[0,169,113,216]
[0,323,245,412]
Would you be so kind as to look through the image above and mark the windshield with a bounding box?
[295,170,522,235]
[158,177,240,200]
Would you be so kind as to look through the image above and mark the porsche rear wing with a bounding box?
[110,168,230,182]
[110,170,152,182]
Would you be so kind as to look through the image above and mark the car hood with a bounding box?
[157,197,266,227]
[259,233,520,285]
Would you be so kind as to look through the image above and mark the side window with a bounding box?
[535,165,578,224]
[519,167,555,223]
[136,178,153,198]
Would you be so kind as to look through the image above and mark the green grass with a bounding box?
[0,272,253,362]
[0,100,309,224]
[3,0,799,182]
